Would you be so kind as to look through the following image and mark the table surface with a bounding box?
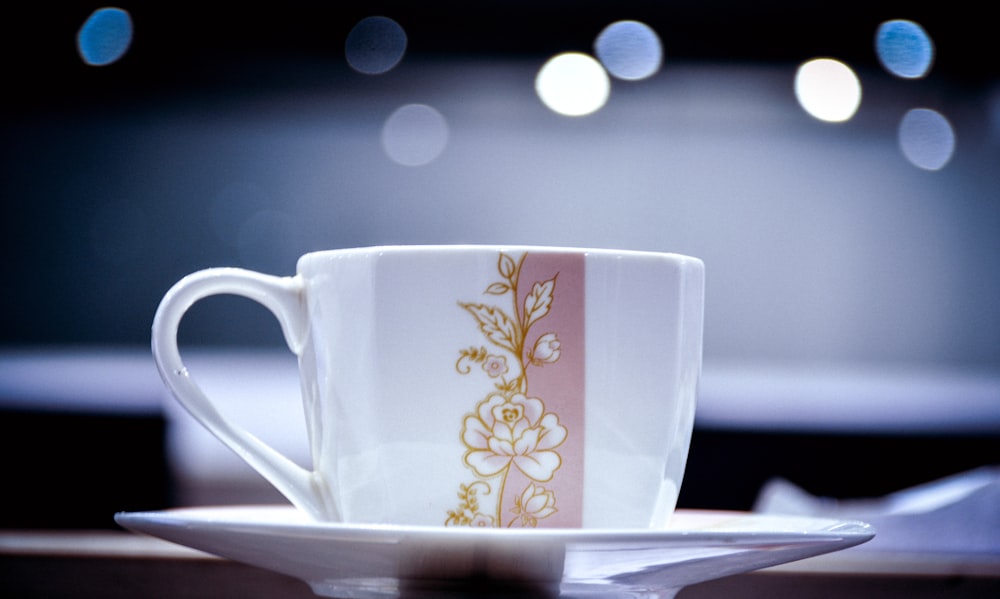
[2,528,998,599]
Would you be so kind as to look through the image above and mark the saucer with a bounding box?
[115,506,873,599]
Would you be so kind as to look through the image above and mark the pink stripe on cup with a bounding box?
[515,252,585,527]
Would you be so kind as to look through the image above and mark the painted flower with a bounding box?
[529,333,561,366]
[462,393,567,482]
[481,354,509,378]
[470,513,495,528]
[511,483,557,526]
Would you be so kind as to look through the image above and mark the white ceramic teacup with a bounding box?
[152,245,704,528]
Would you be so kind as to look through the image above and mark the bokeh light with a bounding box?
[876,19,934,79]
[77,7,133,66]
[898,108,955,170]
[594,20,663,81]
[381,104,449,166]
[535,52,610,116]
[345,16,407,75]
[794,58,862,123]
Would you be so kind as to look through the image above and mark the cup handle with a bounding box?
[151,267,336,520]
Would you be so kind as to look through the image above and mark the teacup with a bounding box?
[152,245,704,528]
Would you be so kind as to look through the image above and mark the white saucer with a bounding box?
[115,506,873,599]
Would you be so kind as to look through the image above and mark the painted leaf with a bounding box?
[523,276,556,328]
[485,282,510,295]
[498,253,517,279]
[461,303,518,353]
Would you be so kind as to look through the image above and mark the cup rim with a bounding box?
[297,244,703,271]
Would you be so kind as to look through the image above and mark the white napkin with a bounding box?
[754,466,1000,556]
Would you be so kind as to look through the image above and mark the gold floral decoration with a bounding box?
[446,252,568,528]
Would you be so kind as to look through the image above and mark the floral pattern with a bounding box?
[481,355,509,378]
[446,252,567,528]
[462,393,567,482]
[511,483,558,527]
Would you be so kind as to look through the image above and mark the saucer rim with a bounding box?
[115,504,875,546]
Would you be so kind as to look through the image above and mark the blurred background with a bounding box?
[1,2,998,529]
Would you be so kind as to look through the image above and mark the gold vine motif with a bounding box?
[445,252,568,528]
